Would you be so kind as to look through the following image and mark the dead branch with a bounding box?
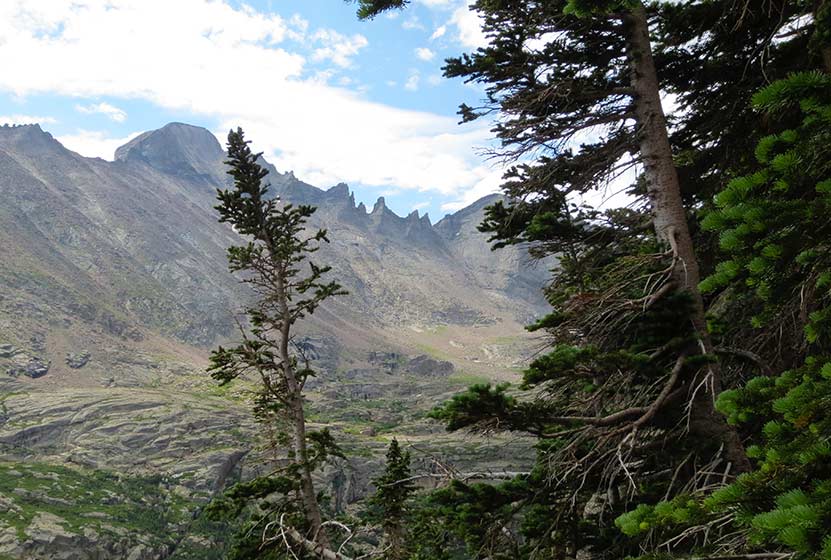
[631,354,685,429]
[714,346,775,377]
[383,471,531,486]
[684,554,794,560]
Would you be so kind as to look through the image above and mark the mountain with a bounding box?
[0,122,549,350]
[0,122,548,558]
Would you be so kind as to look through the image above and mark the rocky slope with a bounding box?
[0,122,549,558]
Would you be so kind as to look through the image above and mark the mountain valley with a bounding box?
[0,122,550,559]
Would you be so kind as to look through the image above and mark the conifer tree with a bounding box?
[617,69,831,560]
[350,1,827,557]
[208,128,345,552]
[368,439,416,560]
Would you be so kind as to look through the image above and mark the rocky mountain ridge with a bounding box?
[0,122,548,352]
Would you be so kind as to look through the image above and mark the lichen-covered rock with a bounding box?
[7,356,49,378]
[65,351,91,369]
[0,511,171,560]
[367,351,404,373]
[404,354,454,377]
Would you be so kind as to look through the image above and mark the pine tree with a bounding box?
[421,2,745,556]
[615,69,831,560]
[368,439,416,560]
[350,1,825,557]
[208,128,345,553]
[699,70,831,559]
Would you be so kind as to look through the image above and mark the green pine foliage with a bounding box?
[711,356,831,558]
[618,71,831,559]
[348,0,408,20]
[368,439,417,560]
[205,128,345,558]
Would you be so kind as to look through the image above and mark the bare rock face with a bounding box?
[0,510,171,560]
[0,122,549,352]
[0,386,252,491]
[404,355,454,377]
[0,344,17,358]
[114,122,226,185]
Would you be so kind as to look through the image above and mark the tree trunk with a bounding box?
[387,523,405,560]
[624,3,750,473]
[274,261,329,547]
[815,0,831,73]
[286,526,354,560]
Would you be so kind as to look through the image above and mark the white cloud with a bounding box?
[405,71,421,91]
[430,25,447,40]
[0,114,56,125]
[427,74,443,86]
[416,0,456,8]
[76,102,127,122]
[402,16,425,30]
[450,4,488,49]
[311,29,368,68]
[441,168,502,212]
[524,32,560,53]
[415,47,435,61]
[0,0,498,199]
[57,129,141,160]
[411,200,430,211]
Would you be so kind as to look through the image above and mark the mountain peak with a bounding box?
[327,182,350,198]
[372,197,386,214]
[0,122,43,132]
[0,123,66,156]
[114,122,224,180]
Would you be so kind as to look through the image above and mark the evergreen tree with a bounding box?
[207,128,346,554]
[349,1,830,558]
[618,69,831,559]
[368,439,416,560]
[422,2,744,556]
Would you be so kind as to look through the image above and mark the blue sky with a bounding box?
[0,0,502,220]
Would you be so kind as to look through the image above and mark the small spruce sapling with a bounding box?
[368,439,416,560]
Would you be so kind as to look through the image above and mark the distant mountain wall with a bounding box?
[0,122,551,352]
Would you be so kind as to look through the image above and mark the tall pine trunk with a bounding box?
[625,3,750,473]
[274,267,329,547]
[816,0,831,72]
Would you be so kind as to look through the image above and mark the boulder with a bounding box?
[367,351,404,373]
[404,355,454,377]
[0,343,18,358]
[65,351,91,369]
[7,357,49,378]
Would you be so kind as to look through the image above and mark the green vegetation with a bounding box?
[0,461,220,550]
[446,372,490,387]
[337,1,831,559]
[206,128,347,556]
[367,439,417,560]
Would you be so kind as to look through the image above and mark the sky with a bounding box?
[0,0,502,221]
